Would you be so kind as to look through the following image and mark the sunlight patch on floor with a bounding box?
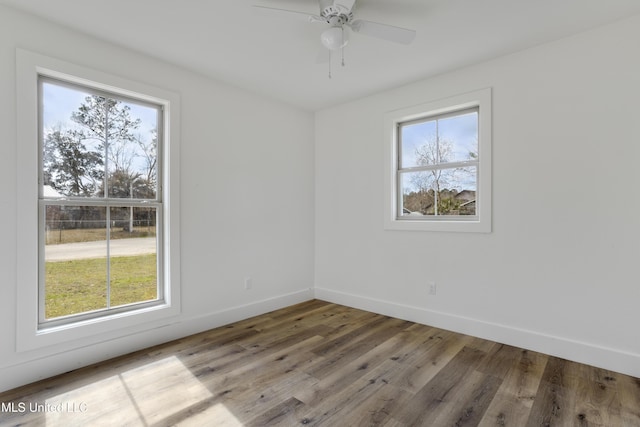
[44,356,221,426]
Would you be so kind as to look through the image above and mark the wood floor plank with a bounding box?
[185,324,331,387]
[564,362,622,427]
[391,328,469,394]
[476,343,526,380]
[196,335,325,404]
[219,368,317,425]
[525,356,574,427]
[396,345,488,426]
[430,369,502,426]
[236,303,342,343]
[336,384,413,427]
[381,418,407,427]
[295,328,418,408]
[305,317,412,380]
[617,374,640,427]
[245,397,307,427]
[478,349,548,427]
[1,300,639,427]
[266,299,333,322]
[308,314,390,357]
[295,373,392,426]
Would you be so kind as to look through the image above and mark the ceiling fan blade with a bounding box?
[349,19,416,44]
[252,5,324,23]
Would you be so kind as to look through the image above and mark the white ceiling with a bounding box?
[3,0,640,111]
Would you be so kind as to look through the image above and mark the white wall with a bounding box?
[0,5,314,392]
[315,14,640,377]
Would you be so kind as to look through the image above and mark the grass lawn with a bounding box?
[45,254,157,319]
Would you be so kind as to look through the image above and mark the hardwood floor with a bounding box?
[1,300,639,426]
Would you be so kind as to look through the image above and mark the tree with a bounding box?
[43,128,103,196]
[409,134,457,215]
[134,130,158,193]
[406,133,475,215]
[71,95,142,178]
[43,95,146,195]
[100,169,154,199]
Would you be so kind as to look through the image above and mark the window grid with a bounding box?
[38,76,165,328]
[396,108,479,220]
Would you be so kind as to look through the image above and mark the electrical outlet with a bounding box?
[244,276,252,290]
[428,282,437,295]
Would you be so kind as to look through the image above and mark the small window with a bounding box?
[384,89,491,232]
[398,107,478,217]
[39,77,164,327]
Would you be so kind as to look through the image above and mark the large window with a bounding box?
[39,77,164,326]
[384,89,491,232]
[17,49,180,351]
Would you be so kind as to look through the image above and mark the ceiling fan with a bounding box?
[254,0,416,73]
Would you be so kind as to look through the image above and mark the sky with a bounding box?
[42,82,158,137]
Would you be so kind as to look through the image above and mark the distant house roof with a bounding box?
[455,190,476,200]
[402,208,424,216]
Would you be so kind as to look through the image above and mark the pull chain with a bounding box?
[341,27,345,67]
[327,27,346,78]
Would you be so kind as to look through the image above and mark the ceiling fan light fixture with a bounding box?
[320,26,348,50]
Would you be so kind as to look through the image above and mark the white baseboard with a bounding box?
[0,288,314,393]
[314,287,640,379]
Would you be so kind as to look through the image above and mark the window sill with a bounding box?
[18,302,180,352]
[384,216,491,233]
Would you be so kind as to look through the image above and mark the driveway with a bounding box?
[45,237,157,262]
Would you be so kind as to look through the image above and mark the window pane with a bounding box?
[108,207,158,307]
[106,102,158,200]
[400,120,436,168]
[42,82,104,198]
[400,110,478,168]
[400,166,477,216]
[437,111,478,163]
[41,80,159,200]
[44,205,107,319]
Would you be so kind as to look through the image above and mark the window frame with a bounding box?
[16,49,181,351]
[38,76,166,327]
[384,88,492,232]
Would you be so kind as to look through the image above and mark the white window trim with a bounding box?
[383,88,492,232]
[16,49,181,351]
